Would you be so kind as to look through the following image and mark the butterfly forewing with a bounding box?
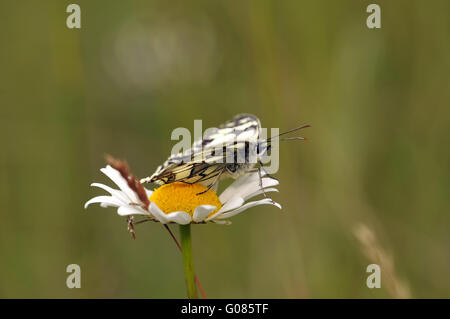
[142,114,262,187]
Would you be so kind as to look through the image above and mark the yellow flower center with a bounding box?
[149,182,222,217]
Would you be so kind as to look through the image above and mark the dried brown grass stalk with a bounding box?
[105,154,150,209]
[353,223,411,298]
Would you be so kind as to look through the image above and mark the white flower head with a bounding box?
[85,162,281,228]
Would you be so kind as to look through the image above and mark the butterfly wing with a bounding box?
[142,114,261,186]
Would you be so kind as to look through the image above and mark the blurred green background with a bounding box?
[1,0,449,298]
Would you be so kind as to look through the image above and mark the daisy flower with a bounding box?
[84,164,281,226]
[84,156,282,299]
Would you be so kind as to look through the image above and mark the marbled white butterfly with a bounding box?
[140,114,309,194]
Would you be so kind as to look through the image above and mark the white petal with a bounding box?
[145,188,153,198]
[100,166,139,203]
[193,205,217,222]
[165,211,192,225]
[219,173,277,202]
[117,205,149,216]
[84,196,123,209]
[235,177,279,200]
[261,177,279,189]
[148,202,192,224]
[219,173,259,203]
[149,202,170,223]
[220,196,245,212]
[215,198,281,219]
[206,197,244,221]
[90,183,129,204]
[244,187,279,201]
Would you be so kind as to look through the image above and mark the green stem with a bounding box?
[179,224,197,299]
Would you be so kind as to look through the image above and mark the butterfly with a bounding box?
[140,114,310,194]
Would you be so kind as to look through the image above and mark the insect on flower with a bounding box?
[140,114,310,195]
[85,115,310,232]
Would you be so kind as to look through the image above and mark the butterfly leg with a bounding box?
[257,166,268,198]
[257,163,276,204]
[258,160,279,182]
[196,168,226,195]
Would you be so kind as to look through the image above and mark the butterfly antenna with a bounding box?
[279,137,308,142]
[264,124,311,143]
